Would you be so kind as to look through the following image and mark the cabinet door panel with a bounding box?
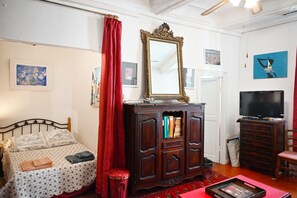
[137,114,160,184]
[189,118,201,143]
[188,147,202,168]
[186,111,204,174]
[140,119,156,151]
[140,154,157,181]
[162,149,184,179]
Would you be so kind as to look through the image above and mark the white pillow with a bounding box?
[43,129,77,147]
[1,138,12,149]
[11,133,48,152]
[0,138,12,153]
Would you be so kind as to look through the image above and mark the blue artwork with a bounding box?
[253,51,288,79]
[16,64,47,86]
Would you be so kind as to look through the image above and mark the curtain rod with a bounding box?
[39,0,119,19]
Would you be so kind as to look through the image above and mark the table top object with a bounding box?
[179,175,291,198]
[205,178,266,198]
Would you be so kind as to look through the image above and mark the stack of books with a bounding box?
[163,116,182,138]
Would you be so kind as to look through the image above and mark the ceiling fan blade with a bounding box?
[251,2,262,15]
[201,0,229,16]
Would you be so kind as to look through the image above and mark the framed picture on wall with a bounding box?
[10,59,52,91]
[204,49,221,65]
[90,67,101,107]
[122,62,137,87]
[253,51,288,79]
[183,68,195,89]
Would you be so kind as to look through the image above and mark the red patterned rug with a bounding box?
[133,171,227,198]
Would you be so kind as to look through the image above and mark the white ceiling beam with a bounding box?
[42,0,142,18]
[150,0,194,14]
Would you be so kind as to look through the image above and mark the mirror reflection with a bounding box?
[141,23,189,102]
[150,40,179,94]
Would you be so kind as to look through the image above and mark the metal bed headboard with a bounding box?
[0,117,71,141]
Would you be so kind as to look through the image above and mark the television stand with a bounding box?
[237,118,285,177]
[242,116,259,120]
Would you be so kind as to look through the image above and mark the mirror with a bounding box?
[141,23,189,102]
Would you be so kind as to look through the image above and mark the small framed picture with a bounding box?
[183,68,195,89]
[10,59,52,91]
[204,49,221,65]
[122,62,137,87]
[90,67,101,107]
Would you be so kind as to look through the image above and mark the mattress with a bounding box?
[0,143,96,198]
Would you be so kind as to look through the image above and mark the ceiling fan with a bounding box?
[201,0,263,16]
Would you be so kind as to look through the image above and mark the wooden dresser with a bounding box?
[123,103,205,193]
[237,118,285,177]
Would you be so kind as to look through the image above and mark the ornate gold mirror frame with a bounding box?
[141,23,189,102]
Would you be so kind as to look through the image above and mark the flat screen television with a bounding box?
[240,90,284,119]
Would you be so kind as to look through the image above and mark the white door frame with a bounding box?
[198,68,226,164]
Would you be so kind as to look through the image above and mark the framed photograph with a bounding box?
[253,51,288,79]
[90,67,101,107]
[122,62,137,87]
[183,68,195,89]
[10,59,52,91]
[204,49,221,65]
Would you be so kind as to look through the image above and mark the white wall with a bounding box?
[0,0,101,51]
[0,0,241,161]
[0,40,101,151]
[238,20,297,130]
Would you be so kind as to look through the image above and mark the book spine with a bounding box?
[163,116,169,138]
[173,117,176,137]
[174,117,181,137]
[169,116,174,138]
[166,116,170,138]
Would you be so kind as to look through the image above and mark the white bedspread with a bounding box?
[0,143,97,198]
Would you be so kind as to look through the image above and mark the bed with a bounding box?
[0,118,96,198]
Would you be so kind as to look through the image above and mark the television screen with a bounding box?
[240,90,284,119]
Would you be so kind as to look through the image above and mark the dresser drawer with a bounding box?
[240,135,271,148]
[241,128,272,138]
[240,149,272,160]
[240,157,271,166]
[240,130,273,142]
[241,123,272,131]
[162,138,183,149]
[240,157,273,171]
[240,142,271,155]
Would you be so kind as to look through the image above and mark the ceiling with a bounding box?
[47,0,297,33]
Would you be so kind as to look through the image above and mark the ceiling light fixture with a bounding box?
[230,0,241,7]
[245,0,259,9]
[201,0,263,16]
[251,2,262,14]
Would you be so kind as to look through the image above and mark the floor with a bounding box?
[77,163,297,197]
[1,163,296,197]
[212,163,297,198]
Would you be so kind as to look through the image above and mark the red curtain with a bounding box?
[96,16,126,197]
[293,48,297,150]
